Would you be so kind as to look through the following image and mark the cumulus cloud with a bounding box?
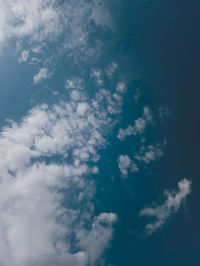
[78,213,118,265]
[140,179,192,235]
[33,67,52,84]
[118,141,164,178]
[90,68,104,87]
[65,78,84,90]
[118,155,138,178]
[134,143,164,164]
[0,83,124,265]
[117,107,153,141]
[0,0,114,63]
[116,81,127,93]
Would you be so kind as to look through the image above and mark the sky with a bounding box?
[0,1,199,266]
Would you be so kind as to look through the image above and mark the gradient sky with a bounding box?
[0,1,199,266]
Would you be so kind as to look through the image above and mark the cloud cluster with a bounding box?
[118,155,138,178]
[134,144,164,164]
[0,83,123,265]
[118,141,164,178]
[140,179,192,235]
[0,0,114,63]
[117,107,153,141]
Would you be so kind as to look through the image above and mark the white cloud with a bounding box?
[134,144,164,164]
[78,213,118,265]
[65,78,84,90]
[105,62,118,78]
[0,0,63,45]
[117,107,153,141]
[0,0,114,63]
[18,50,29,62]
[118,142,164,178]
[118,155,138,178]
[140,179,192,235]
[116,81,127,93]
[0,83,123,265]
[33,67,52,84]
[90,68,104,86]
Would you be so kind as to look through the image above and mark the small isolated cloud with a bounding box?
[90,68,104,86]
[118,155,138,178]
[134,87,143,103]
[116,81,127,93]
[140,178,192,235]
[105,62,118,78]
[18,50,29,62]
[65,77,84,90]
[117,107,153,141]
[33,67,52,84]
[134,143,164,164]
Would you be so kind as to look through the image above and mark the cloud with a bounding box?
[105,62,118,78]
[118,155,138,178]
[134,143,164,164]
[134,88,143,103]
[78,213,118,265]
[0,83,123,265]
[140,179,192,235]
[118,141,164,178]
[0,0,63,45]
[65,78,84,90]
[117,107,153,141]
[116,81,127,93]
[18,50,29,62]
[33,67,52,84]
[0,0,115,63]
[90,68,104,87]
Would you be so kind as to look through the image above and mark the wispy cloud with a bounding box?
[18,50,29,62]
[33,67,52,84]
[117,107,153,141]
[140,179,192,235]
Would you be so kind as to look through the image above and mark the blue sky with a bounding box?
[0,1,198,266]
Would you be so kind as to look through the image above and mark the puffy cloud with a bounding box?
[118,142,164,178]
[90,68,104,87]
[116,81,127,93]
[140,179,192,235]
[33,67,52,84]
[117,107,153,141]
[0,0,114,63]
[134,144,164,164]
[78,213,118,265]
[0,0,64,45]
[0,84,123,265]
[65,78,84,90]
[118,155,138,178]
